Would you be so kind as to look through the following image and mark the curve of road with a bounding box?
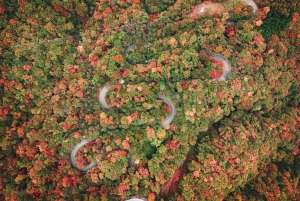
[243,0,258,20]
[70,138,101,172]
[210,54,232,81]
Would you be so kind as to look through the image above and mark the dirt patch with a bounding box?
[188,1,225,19]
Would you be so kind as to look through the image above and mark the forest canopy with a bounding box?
[0,0,299,200]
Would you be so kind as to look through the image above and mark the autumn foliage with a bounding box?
[0,0,299,200]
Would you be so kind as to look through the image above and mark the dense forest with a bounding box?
[0,0,299,200]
